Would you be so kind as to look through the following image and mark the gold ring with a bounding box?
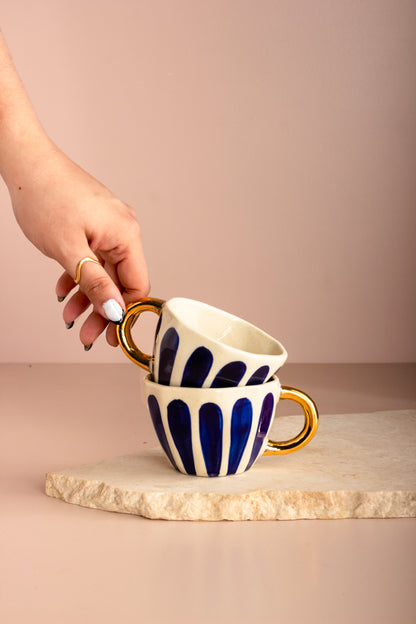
[74,257,102,284]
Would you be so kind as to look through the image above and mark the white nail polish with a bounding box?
[103,299,124,323]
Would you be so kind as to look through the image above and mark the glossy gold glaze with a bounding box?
[264,385,319,455]
[117,298,165,369]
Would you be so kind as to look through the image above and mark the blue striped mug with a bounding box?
[117,297,288,387]
[144,375,318,477]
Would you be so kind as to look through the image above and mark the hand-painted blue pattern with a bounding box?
[147,395,179,471]
[167,399,196,475]
[151,315,162,375]
[154,314,162,344]
[211,361,247,388]
[199,402,223,476]
[228,398,253,474]
[246,393,275,470]
[148,391,276,476]
[247,365,270,385]
[181,347,213,387]
[158,327,179,385]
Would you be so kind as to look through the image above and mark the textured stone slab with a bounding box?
[45,410,416,521]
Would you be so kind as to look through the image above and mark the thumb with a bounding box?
[74,256,125,324]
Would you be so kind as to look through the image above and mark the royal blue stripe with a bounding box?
[246,393,275,470]
[199,403,223,477]
[167,399,196,475]
[154,314,162,343]
[181,347,213,387]
[147,395,179,471]
[246,365,270,385]
[211,361,247,388]
[158,327,179,385]
[228,398,253,474]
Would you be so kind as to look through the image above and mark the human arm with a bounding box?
[0,29,150,348]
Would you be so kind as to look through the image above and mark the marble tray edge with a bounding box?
[45,471,416,522]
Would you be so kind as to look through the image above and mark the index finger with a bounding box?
[115,242,150,304]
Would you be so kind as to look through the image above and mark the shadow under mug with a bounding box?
[143,375,319,477]
[117,297,288,388]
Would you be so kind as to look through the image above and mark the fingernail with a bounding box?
[103,299,124,324]
[65,321,74,329]
[57,295,66,303]
[84,343,93,352]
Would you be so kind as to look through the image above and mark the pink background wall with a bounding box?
[1,0,415,364]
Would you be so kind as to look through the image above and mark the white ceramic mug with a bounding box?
[144,375,319,477]
[117,297,288,387]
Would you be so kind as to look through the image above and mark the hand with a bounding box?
[11,143,150,348]
[0,29,149,348]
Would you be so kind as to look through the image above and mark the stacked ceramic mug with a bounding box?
[117,297,318,477]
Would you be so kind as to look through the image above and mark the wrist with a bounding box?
[0,119,56,195]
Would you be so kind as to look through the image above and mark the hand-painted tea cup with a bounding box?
[117,297,288,387]
[143,375,318,477]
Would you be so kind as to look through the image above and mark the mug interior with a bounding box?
[167,298,286,357]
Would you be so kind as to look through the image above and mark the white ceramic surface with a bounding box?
[120,297,288,387]
[143,375,318,477]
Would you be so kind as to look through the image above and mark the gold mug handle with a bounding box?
[116,298,165,370]
[264,385,319,455]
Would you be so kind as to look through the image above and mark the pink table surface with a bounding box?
[1,363,415,624]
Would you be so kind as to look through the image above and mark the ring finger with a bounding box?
[62,289,91,327]
[80,310,109,349]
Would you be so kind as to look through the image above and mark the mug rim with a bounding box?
[164,297,288,359]
[143,373,281,396]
